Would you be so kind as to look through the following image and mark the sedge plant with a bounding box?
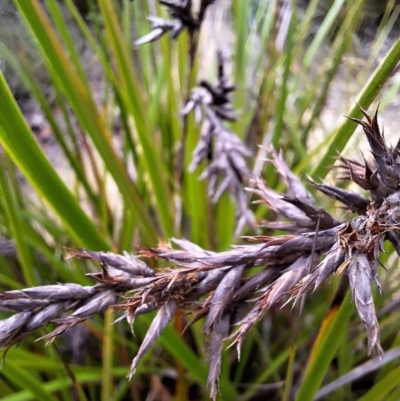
[1,1,400,400]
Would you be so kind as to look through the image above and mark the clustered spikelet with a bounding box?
[0,108,400,399]
[134,0,215,45]
[183,51,254,233]
[137,0,254,233]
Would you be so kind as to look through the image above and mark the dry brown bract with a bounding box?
[0,108,399,399]
[135,0,216,45]
[183,51,254,234]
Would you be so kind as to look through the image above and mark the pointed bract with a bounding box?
[128,300,176,378]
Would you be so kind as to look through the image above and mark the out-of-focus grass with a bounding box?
[0,0,399,400]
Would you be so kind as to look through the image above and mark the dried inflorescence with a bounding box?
[135,0,215,45]
[136,1,254,233]
[343,106,400,203]
[0,108,399,399]
[183,51,254,233]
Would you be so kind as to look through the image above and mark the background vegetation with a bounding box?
[1,0,400,400]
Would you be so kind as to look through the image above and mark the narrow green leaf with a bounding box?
[0,156,36,286]
[2,363,59,401]
[294,292,353,401]
[302,0,347,68]
[98,0,174,238]
[358,365,400,401]
[0,72,108,250]
[101,309,114,401]
[14,0,159,244]
[311,37,400,179]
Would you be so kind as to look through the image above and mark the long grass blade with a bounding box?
[311,37,400,179]
[294,292,353,401]
[14,0,159,244]
[0,72,108,250]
